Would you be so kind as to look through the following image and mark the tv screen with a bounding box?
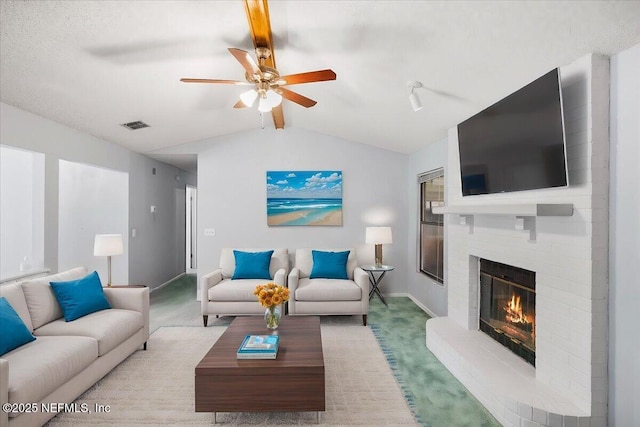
[457,68,568,196]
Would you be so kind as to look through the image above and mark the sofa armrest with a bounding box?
[103,287,149,313]
[354,267,369,291]
[286,268,300,315]
[273,268,286,287]
[287,268,300,293]
[1,358,8,427]
[200,269,223,303]
[354,267,370,316]
[103,287,150,345]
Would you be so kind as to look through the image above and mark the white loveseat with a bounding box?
[287,248,369,325]
[200,248,289,326]
[0,267,149,427]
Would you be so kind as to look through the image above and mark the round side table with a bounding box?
[360,265,394,307]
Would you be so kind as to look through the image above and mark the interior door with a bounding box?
[186,185,197,273]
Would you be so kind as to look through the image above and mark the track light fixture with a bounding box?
[407,81,424,112]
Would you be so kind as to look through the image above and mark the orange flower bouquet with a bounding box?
[254,283,290,329]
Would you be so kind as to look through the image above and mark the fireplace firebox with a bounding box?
[479,259,536,366]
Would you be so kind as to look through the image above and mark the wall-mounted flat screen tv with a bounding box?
[457,68,568,196]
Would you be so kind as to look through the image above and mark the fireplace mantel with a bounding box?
[432,203,573,217]
[433,203,574,240]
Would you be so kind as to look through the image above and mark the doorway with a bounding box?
[186,185,197,274]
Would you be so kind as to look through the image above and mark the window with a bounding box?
[0,145,45,280]
[419,169,444,283]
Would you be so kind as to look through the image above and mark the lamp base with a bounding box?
[107,256,112,286]
[374,244,383,268]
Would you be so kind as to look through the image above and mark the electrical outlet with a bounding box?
[131,228,137,238]
[204,228,216,237]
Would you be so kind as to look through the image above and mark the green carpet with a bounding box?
[150,275,500,427]
[368,297,499,427]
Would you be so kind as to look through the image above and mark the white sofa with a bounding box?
[200,248,288,326]
[287,248,369,325]
[0,267,149,427]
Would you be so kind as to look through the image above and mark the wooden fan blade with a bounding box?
[271,104,284,129]
[244,0,275,63]
[245,0,283,128]
[233,99,249,109]
[180,78,251,85]
[228,48,262,77]
[279,87,317,108]
[279,69,336,86]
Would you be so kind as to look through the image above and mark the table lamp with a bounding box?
[93,234,123,286]
[365,227,392,267]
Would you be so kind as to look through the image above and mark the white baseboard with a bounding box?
[408,294,438,318]
[381,292,439,318]
[150,272,186,293]
[385,292,409,297]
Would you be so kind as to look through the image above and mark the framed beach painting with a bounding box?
[267,171,342,226]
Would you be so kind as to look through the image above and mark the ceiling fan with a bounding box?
[180,0,336,129]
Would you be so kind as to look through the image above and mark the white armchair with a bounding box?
[201,248,289,326]
[288,248,369,326]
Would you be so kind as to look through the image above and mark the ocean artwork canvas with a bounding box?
[267,171,343,226]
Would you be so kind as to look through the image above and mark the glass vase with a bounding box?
[264,305,282,330]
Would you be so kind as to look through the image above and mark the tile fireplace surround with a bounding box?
[427,54,609,427]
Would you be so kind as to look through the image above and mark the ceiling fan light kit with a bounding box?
[407,81,424,112]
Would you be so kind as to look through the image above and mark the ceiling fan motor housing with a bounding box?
[246,65,280,85]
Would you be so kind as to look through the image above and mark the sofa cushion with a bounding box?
[232,250,274,280]
[0,297,36,356]
[50,271,111,321]
[21,267,88,329]
[208,279,266,302]
[0,283,33,331]
[294,278,362,301]
[310,250,350,279]
[3,335,97,408]
[34,308,143,356]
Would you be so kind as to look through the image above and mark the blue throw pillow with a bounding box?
[232,250,274,280]
[50,271,111,321]
[310,250,350,279]
[0,297,36,356]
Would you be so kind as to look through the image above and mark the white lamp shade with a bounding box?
[264,89,282,108]
[258,96,272,112]
[365,227,393,244]
[93,234,123,256]
[239,89,258,107]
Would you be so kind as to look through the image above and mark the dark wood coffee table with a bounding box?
[195,316,325,420]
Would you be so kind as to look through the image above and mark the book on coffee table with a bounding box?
[236,334,279,359]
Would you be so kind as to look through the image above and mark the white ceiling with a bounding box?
[2,1,640,173]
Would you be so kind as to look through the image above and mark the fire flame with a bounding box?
[504,294,530,325]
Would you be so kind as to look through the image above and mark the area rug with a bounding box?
[46,325,418,426]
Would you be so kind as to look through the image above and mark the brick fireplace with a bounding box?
[426,54,610,427]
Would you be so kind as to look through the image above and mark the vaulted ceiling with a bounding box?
[2,1,639,172]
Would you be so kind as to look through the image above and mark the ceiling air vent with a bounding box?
[121,121,149,130]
